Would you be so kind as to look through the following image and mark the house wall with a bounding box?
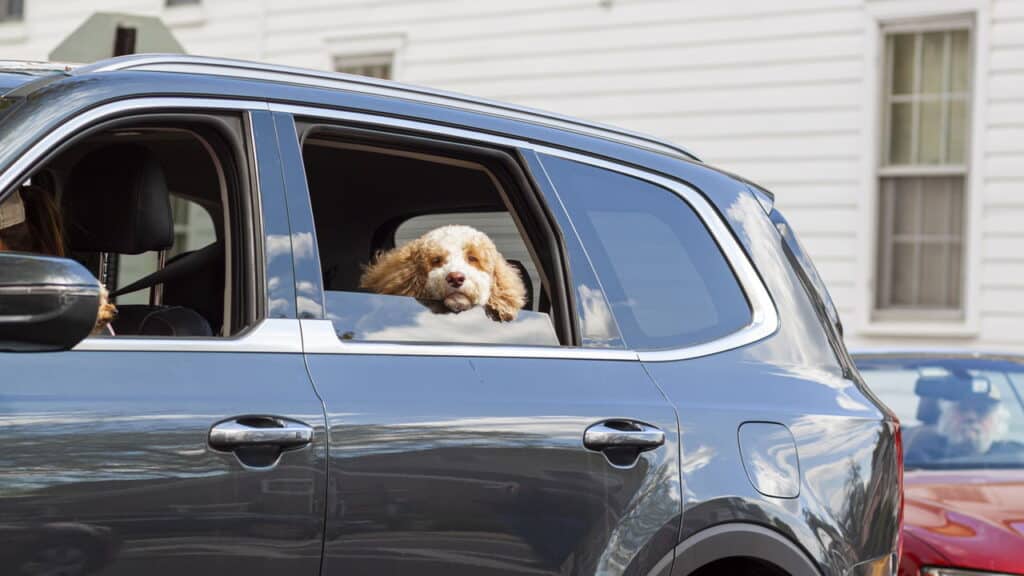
[2,0,1021,350]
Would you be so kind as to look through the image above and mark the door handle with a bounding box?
[209,416,313,450]
[584,420,665,451]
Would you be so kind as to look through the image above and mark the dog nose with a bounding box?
[446,272,465,288]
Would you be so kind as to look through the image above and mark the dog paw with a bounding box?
[93,286,118,334]
[486,304,518,322]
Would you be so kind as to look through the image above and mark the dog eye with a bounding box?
[430,256,443,266]
[467,255,479,263]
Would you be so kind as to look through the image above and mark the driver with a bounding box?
[0,184,116,334]
[911,382,1010,461]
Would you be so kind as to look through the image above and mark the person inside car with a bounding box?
[907,381,1013,463]
[0,183,116,334]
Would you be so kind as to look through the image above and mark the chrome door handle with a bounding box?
[209,416,313,450]
[584,420,665,450]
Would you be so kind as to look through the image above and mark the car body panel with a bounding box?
[0,350,328,575]
[0,61,901,576]
[0,104,330,575]
[903,470,1024,574]
[643,185,900,576]
[270,112,683,575]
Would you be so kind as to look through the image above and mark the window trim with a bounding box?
[858,2,988,338]
[271,102,778,362]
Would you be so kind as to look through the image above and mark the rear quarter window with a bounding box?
[540,154,751,350]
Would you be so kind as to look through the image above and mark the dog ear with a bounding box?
[486,255,526,322]
[359,240,426,297]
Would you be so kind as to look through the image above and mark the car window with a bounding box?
[22,120,247,338]
[303,133,560,347]
[539,154,751,350]
[858,357,1024,470]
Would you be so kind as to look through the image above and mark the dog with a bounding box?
[360,225,526,321]
[93,285,118,335]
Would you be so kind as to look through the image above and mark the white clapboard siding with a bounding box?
[3,0,1023,351]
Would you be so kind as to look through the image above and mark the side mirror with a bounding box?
[0,252,101,352]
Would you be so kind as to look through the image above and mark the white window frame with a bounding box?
[325,31,406,80]
[858,0,989,338]
[333,53,394,80]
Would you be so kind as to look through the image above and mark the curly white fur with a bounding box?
[360,225,526,321]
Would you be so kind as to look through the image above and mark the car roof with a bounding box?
[69,53,702,164]
[0,60,74,93]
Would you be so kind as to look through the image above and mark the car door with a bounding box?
[0,106,327,576]
[271,108,682,576]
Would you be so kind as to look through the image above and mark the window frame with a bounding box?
[294,122,578,347]
[269,103,778,362]
[875,17,973,321]
[333,53,394,80]
[859,2,988,338]
[0,97,291,352]
[0,0,23,23]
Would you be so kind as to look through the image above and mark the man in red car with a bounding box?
[854,352,1024,576]
[908,380,1012,462]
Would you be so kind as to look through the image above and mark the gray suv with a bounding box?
[0,55,900,576]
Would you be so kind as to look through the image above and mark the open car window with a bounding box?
[12,115,255,338]
[301,129,562,347]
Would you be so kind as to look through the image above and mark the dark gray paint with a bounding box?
[272,117,683,575]
[0,352,327,576]
[0,106,328,575]
[737,422,800,499]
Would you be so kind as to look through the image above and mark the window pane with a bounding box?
[950,29,970,92]
[889,102,914,165]
[947,98,968,164]
[918,100,942,164]
[921,177,963,237]
[892,178,919,235]
[891,33,916,95]
[890,242,916,306]
[334,54,393,79]
[540,154,751,350]
[877,176,965,311]
[919,243,951,307]
[949,243,963,306]
[920,32,946,94]
[326,291,560,345]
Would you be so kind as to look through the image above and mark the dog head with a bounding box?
[360,224,526,321]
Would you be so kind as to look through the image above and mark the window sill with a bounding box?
[163,4,206,28]
[0,20,27,44]
[857,318,978,338]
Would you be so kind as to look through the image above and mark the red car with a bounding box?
[855,351,1024,576]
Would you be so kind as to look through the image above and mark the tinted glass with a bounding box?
[540,155,751,350]
[857,356,1024,470]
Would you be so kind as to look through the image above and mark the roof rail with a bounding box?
[75,54,700,162]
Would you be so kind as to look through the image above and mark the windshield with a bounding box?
[856,356,1024,471]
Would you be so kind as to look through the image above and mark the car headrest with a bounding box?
[67,143,174,254]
